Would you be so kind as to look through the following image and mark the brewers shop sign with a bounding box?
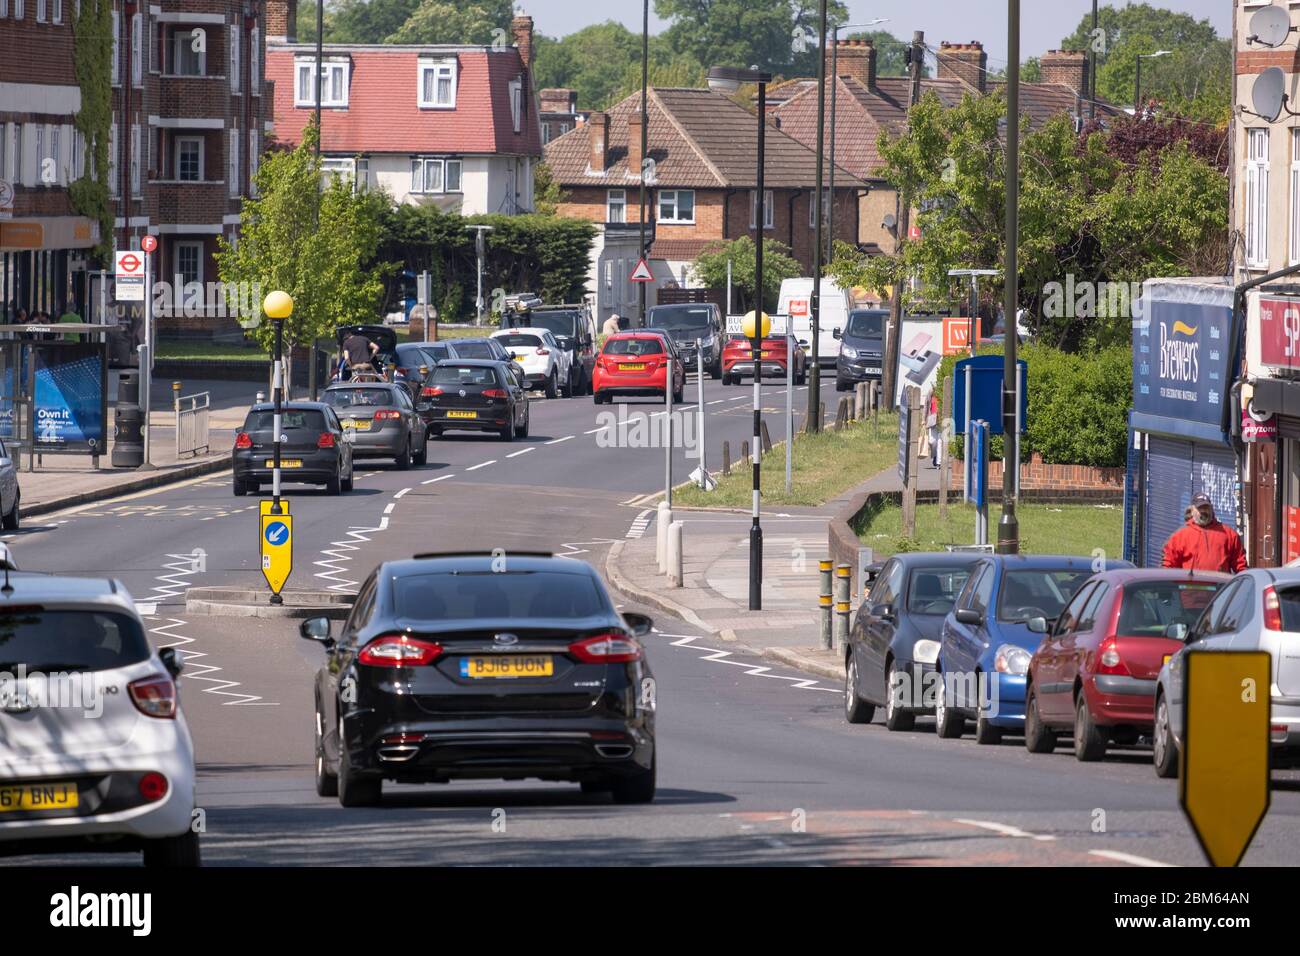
[1133,296,1231,439]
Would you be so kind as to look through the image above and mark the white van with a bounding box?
[778,278,850,368]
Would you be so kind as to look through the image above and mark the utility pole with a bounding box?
[1088,0,1098,120]
[807,0,829,430]
[998,1,1021,556]
[637,0,649,327]
[882,31,923,409]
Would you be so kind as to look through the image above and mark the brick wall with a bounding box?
[948,450,1125,494]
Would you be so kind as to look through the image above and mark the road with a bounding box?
[5,372,1298,866]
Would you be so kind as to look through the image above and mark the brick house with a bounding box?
[264,9,542,214]
[539,87,583,146]
[543,86,866,326]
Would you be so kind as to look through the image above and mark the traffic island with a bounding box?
[185,586,354,619]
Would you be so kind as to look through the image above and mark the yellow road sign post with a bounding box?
[1180,650,1272,867]
[260,510,293,602]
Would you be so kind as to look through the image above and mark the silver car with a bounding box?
[0,437,19,531]
[322,382,428,469]
[1153,567,1300,777]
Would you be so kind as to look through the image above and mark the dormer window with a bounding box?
[419,59,456,109]
[296,58,349,108]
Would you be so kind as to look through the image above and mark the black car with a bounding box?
[845,552,981,730]
[299,552,657,806]
[516,305,597,395]
[416,359,530,440]
[646,302,724,379]
[322,382,428,468]
[232,402,355,496]
[834,308,887,392]
[441,337,527,382]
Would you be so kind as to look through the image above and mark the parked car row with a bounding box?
[843,552,1300,777]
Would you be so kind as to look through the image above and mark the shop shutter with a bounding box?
[1143,437,1239,568]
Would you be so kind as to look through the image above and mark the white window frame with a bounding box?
[50,125,60,185]
[1291,129,1300,266]
[13,0,21,19]
[34,125,44,185]
[173,29,205,76]
[35,0,45,22]
[750,189,774,230]
[1246,128,1270,269]
[111,10,120,85]
[176,241,203,287]
[175,135,202,182]
[418,59,456,109]
[1,0,9,21]
[657,189,695,224]
[295,59,348,108]
[228,128,239,197]
[410,157,444,194]
[230,23,240,93]
[510,79,522,134]
[322,156,356,187]
[0,125,6,183]
[810,188,831,227]
[130,123,140,192]
[249,128,258,185]
[73,128,84,179]
[131,13,142,86]
[250,26,259,89]
[52,0,61,24]
[108,124,118,196]
[607,188,627,223]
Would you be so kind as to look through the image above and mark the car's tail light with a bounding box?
[569,633,642,663]
[317,432,336,448]
[374,410,400,420]
[129,675,178,718]
[358,634,443,667]
[1096,637,1129,676]
[139,772,169,802]
[536,348,550,355]
[483,388,507,399]
[1264,586,1283,630]
[235,432,252,449]
[381,732,425,745]
[422,386,443,397]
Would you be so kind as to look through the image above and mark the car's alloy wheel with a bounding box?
[1023,686,1057,754]
[934,674,964,739]
[1,494,18,531]
[1074,696,1108,762]
[314,705,338,797]
[395,438,412,470]
[337,737,382,808]
[883,660,915,732]
[1153,695,1178,779]
[232,477,247,497]
[844,653,874,724]
[545,371,558,399]
[974,708,1003,745]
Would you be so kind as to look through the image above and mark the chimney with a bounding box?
[628,114,644,179]
[835,38,877,90]
[511,15,534,69]
[540,88,577,115]
[588,111,609,173]
[937,41,987,93]
[266,0,296,43]
[1040,49,1088,94]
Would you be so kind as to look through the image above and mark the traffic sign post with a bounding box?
[260,512,294,599]
[141,237,157,470]
[1180,650,1272,867]
[965,419,990,545]
[630,258,653,283]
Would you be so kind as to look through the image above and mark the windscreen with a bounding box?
[907,567,974,615]
[605,338,663,356]
[846,311,886,338]
[430,365,498,387]
[0,609,151,672]
[997,570,1094,623]
[1117,582,1223,637]
[648,306,712,330]
[394,571,610,620]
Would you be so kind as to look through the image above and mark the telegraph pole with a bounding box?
[807,0,829,429]
[637,0,649,327]
[997,1,1021,555]
[882,31,923,409]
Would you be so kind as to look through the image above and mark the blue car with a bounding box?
[935,555,1132,744]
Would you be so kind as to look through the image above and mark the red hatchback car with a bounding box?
[1024,568,1227,761]
[593,332,685,404]
[721,334,807,385]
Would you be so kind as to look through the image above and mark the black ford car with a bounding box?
[834,308,888,392]
[516,305,597,395]
[300,552,657,806]
[646,302,723,379]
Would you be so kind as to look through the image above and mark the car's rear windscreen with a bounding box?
[0,609,151,672]
[454,342,494,359]
[496,334,544,349]
[430,365,499,387]
[244,410,326,431]
[1117,582,1222,637]
[1273,586,1300,632]
[323,388,394,407]
[395,571,610,620]
[605,338,663,356]
[528,313,579,337]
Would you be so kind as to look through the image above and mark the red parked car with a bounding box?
[593,332,685,404]
[721,333,807,385]
[1024,568,1227,761]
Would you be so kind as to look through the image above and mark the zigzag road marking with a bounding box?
[150,617,275,706]
[313,516,390,592]
[668,635,837,692]
[556,538,616,558]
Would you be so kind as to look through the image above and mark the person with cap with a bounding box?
[601,313,623,338]
[1162,492,1247,574]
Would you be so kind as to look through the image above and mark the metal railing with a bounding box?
[175,389,210,458]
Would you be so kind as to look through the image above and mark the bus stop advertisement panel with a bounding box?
[28,342,108,457]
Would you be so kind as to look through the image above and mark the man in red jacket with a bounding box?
[1162,492,1247,573]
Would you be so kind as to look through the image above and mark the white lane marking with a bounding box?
[313,516,390,592]
[584,426,607,435]
[625,509,652,539]
[151,617,277,706]
[707,400,726,406]
[394,487,412,499]
[383,503,395,515]
[363,472,380,478]
[546,435,575,445]
[668,635,837,693]
[953,819,1056,842]
[556,537,617,558]
[134,602,158,616]
[1088,849,1177,868]
[422,474,454,485]
[465,460,495,471]
[506,448,535,458]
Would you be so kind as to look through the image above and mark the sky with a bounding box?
[518,1,1232,65]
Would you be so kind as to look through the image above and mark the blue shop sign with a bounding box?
[1132,296,1232,443]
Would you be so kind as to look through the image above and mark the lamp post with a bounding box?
[997,1,1020,556]
[262,292,294,541]
[1134,50,1172,115]
[637,0,649,327]
[465,224,494,324]
[708,64,772,611]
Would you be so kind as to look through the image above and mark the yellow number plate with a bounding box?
[0,783,79,812]
[265,459,303,468]
[343,419,371,430]
[460,655,554,679]
[759,351,772,358]
[1164,654,1173,665]
[620,363,647,371]
[446,410,478,419]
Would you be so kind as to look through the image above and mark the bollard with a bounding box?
[656,501,673,573]
[740,440,750,466]
[834,564,852,653]
[667,520,684,588]
[760,419,772,454]
[819,560,833,650]
[835,397,850,431]
[722,440,732,476]
[854,383,865,421]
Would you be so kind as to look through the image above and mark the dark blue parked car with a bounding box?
[935,554,1132,744]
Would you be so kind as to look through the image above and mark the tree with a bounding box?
[315,0,418,43]
[655,0,848,78]
[691,237,801,314]
[215,122,391,360]
[384,0,513,44]
[532,161,566,217]
[533,23,644,110]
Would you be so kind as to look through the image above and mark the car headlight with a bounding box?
[994,644,1032,676]
[913,639,940,665]
[840,345,858,360]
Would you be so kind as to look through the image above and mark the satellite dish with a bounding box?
[1253,67,1287,122]
[1249,4,1293,48]
[882,213,897,232]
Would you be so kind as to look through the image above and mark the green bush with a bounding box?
[934,343,1130,468]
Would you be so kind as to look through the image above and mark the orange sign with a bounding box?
[0,222,44,249]
[942,317,973,355]
[788,298,810,318]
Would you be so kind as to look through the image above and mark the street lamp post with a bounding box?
[998,1,1020,556]
[1134,50,1172,115]
[465,224,494,324]
[262,290,294,605]
[709,65,772,611]
[637,0,649,327]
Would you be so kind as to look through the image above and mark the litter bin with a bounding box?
[112,370,143,468]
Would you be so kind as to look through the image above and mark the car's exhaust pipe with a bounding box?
[595,743,634,759]
[377,744,420,762]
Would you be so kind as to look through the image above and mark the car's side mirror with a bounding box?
[798,338,809,347]
[159,647,183,678]
[1166,622,1190,642]
[622,611,654,638]
[300,617,333,645]
[871,603,896,622]
[1026,616,1049,634]
[832,328,842,340]
[955,607,983,626]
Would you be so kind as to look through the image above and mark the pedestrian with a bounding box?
[1162,492,1247,574]
[341,328,379,380]
[926,389,941,468]
[601,313,622,338]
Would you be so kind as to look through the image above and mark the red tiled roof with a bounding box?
[267,44,542,157]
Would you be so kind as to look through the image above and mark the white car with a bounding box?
[491,328,573,398]
[0,574,199,865]
[1153,567,1300,778]
[0,437,20,531]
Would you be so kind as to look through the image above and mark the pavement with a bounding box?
[607,451,947,682]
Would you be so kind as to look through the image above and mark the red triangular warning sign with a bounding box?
[630,258,654,282]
